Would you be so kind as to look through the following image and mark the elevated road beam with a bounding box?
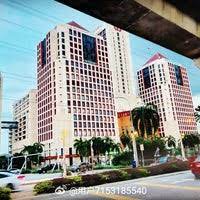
[57,0,200,67]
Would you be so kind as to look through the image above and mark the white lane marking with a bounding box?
[172,178,195,184]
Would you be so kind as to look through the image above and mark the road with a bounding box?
[12,171,200,200]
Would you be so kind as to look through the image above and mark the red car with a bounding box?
[190,155,200,179]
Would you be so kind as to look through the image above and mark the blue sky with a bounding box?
[0,0,200,153]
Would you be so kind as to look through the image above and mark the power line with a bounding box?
[2,75,36,84]
[0,17,43,35]
[11,0,65,23]
[0,41,35,52]
[0,71,36,80]
[3,0,61,25]
[0,44,35,55]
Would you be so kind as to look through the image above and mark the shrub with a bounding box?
[0,187,11,200]
[170,163,178,170]
[118,170,129,180]
[33,180,54,194]
[146,160,189,175]
[100,170,122,183]
[68,176,82,185]
[34,160,189,195]
[138,168,150,177]
[98,174,109,182]
[81,174,108,187]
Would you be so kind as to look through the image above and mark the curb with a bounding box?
[22,177,61,185]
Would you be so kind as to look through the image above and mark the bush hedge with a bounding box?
[0,187,11,200]
[33,181,54,194]
[34,160,189,195]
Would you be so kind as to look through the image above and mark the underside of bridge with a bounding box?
[57,0,200,65]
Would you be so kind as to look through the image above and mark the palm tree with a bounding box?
[131,104,160,138]
[103,137,121,154]
[21,142,44,155]
[74,138,90,162]
[165,136,176,148]
[21,142,44,167]
[181,133,200,156]
[91,137,104,163]
[182,134,200,148]
[120,131,132,150]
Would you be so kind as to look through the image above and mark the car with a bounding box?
[67,164,79,172]
[37,163,62,174]
[79,162,93,171]
[9,168,21,174]
[67,162,93,173]
[190,155,200,179]
[0,172,24,191]
[150,156,177,166]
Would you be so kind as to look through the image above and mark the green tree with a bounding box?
[120,131,132,150]
[195,105,200,123]
[74,138,90,162]
[136,136,167,159]
[103,137,121,154]
[91,137,121,164]
[21,142,44,167]
[0,155,8,169]
[131,104,160,138]
[165,135,176,148]
[92,137,104,156]
[182,134,200,148]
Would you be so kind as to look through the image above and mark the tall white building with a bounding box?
[37,21,120,164]
[95,24,140,111]
[9,89,37,154]
[137,53,197,141]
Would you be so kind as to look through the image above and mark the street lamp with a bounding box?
[180,133,186,160]
[131,131,139,167]
[61,129,68,178]
[90,139,94,171]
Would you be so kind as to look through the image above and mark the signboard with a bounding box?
[140,144,144,151]
[117,111,130,118]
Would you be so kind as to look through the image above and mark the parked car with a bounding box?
[9,168,21,174]
[67,164,79,172]
[190,155,200,179]
[68,162,93,173]
[0,168,21,174]
[37,163,62,174]
[79,162,93,171]
[0,172,24,191]
[150,156,176,166]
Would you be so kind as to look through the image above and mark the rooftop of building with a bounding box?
[67,21,89,32]
[143,53,167,66]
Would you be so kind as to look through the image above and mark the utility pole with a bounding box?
[180,133,186,160]
[90,140,94,171]
[61,129,67,178]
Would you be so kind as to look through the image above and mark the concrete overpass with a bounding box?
[57,0,200,67]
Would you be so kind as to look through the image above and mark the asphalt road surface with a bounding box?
[13,171,200,200]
